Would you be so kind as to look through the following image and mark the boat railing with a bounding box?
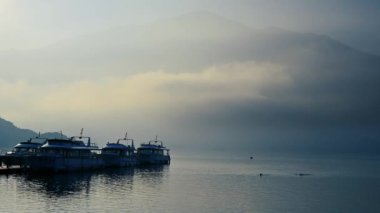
[29,134,49,144]
[89,142,99,148]
[116,131,135,149]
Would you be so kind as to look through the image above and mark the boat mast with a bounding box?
[117,131,135,148]
[78,128,91,147]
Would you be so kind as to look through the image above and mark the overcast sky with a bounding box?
[1,0,380,54]
[1,0,379,154]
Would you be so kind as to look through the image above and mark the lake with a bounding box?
[0,153,379,212]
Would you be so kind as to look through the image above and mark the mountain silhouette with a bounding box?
[0,117,66,150]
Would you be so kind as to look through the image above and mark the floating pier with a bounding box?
[0,166,23,175]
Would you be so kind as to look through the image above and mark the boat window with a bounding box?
[16,148,31,153]
[44,148,62,154]
[139,149,153,154]
[102,149,119,154]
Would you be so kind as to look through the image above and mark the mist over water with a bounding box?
[1,153,379,212]
[1,2,380,212]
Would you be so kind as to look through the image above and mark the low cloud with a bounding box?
[1,55,379,131]
[1,55,380,153]
[0,61,286,119]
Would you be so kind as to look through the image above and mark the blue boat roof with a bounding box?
[102,143,133,150]
[14,142,42,149]
[40,138,98,149]
[138,143,169,150]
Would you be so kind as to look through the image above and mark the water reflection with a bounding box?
[23,172,94,197]
[135,165,169,187]
[14,165,169,198]
[2,157,379,212]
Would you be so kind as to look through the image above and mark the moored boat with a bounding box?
[101,132,138,167]
[137,136,170,165]
[0,135,47,168]
[26,130,104,172]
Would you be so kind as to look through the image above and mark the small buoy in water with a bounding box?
[250,156,253,159]
[296,173,312,176]
[259,173,263,176]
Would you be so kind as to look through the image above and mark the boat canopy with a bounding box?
[14,142,42,149]
[138,136,169,151]
[103,143,131,150]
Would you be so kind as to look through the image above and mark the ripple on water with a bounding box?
[0,157,379,212]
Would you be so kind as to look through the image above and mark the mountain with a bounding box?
[0,117,66,149]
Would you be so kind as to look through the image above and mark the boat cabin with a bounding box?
[137,136,170,165]
[37,137,99,157]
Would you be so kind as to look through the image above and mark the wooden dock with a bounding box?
[0,166,23,175]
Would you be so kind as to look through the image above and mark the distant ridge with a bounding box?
[0,117,66,149]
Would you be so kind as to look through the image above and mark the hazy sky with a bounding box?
[1,0,379,153]
[1,0,380,53]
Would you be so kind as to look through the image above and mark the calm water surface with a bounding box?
[0,154,379,212]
